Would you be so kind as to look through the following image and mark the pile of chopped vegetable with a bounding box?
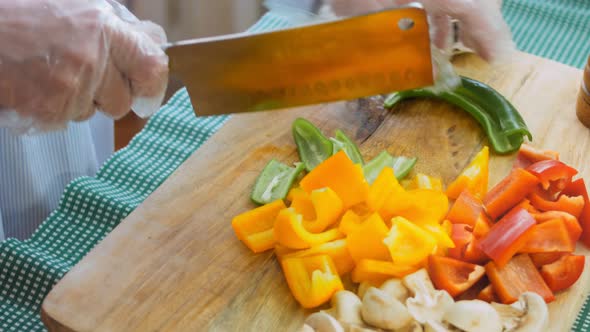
[231,117,587,311]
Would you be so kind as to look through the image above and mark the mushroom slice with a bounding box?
[397,321,424,332]
[324,290,364,326]
[305,312,345,332]
[403,269,454,324]
[379,279,410,303]
[443,300,502,332]
[511,292,549,332]
[361,287,413,330]
[301,324,315,332]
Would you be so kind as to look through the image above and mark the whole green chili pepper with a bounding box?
[331,129,364,165]
[251,160,305,205]
[384,76,532,155]
[292,118,333,171]
[363,151,417,184]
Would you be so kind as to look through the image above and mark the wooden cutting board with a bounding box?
[41,52,590,332]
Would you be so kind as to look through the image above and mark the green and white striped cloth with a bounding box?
[1,1,589,331]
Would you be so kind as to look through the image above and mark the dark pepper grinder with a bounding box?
[576,56,590,127]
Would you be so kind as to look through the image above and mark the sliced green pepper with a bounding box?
[331,129,364,165]
[292,118,334,172]
[251,160,305,205]
[384,76,532,155]
[363,151,417,184]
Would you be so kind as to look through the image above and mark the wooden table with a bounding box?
[41,52,590,332]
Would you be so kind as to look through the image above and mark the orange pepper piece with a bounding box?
[232,199,286,253]
[484,168,540,220]
[384,217,437,266]
[351,259,419,284]
[280,255,344,308]
[300,151,369,209]
[282,239,355,276]
[446,190,485,227]
[381,189,449,225]
[288,187,316,221]
[273,208,343,250]
[518,219,575,254]
[302,188,344,233]
[447,146,489,200]
[346,213,390,262]
[427,255,486,298]
[338,210,364,235]
[532,210,582,244]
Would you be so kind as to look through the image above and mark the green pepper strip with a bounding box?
[251,160,305,205]
[363,151,417,184]
[384,76,532,155]
[331,129,364,165]
[292,118,334,172]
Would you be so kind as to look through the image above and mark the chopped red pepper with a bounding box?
[532,211,582,244]
[448,224,472,261]
[477,207,536,267]
[518,219,575,254]
[514,199,540,214]
[484,168,540,220]
[427,255,485,298]
[446,190,484,227]
[514,144,559,169]
[561,178,590,248]
[477,284,499,303]
[530,252,568,268]
[485,254,555,304]
[463,240,489,264]
[528,192,584,219]
[540,254,585,292]
[526,160,578,191]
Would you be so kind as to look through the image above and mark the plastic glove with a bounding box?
[327,0,515,63]
[0,0,169,133]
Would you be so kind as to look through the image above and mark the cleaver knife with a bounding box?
[163,3,434,116]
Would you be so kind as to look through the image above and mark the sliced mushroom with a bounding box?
[443,300,502,332]
[379,279,410,303]
[491,292,549,332]
[305,312,345,332]
[346,324,379,332]
[423,320,459,332]
[301,324,315,332]
[403,269,454,324]
[357,282,374,300]
[361,287,413,330]
[323,290,364,326]
[397,321,424,332]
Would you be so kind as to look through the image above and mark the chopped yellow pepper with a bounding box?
[231,199,286,253]
[288,187,316,221]
[384,217,437,266]
[446,146,489,199]
[351,259,419,284]
[338,210,364,235]
[421,223,455,249]
[300,151,369,209]
[282,239,355,276]
[302,188,344,233]
[366,167,405,212]
[280,255,344,308]
[405,173,443,191]
[346,213,391,262]
[273,208,343,249]
[380,189,449,225]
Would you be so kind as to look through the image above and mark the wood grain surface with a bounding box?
[41,52,589,332]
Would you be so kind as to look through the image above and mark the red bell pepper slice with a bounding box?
[427,255,486,298]
[528,192,584,219]
[448,224,489,264]
[532,211,582,244]
[540,254,585,292]
[514,199,540,214]
[513,144,559,169]
[446,190,484,227]
[518,219,575,254]
[477,207,536,267]
[463,240,489,264]
[477,284,499,303]
[484,168,540,220]
[486,254,555,304]
[530,252,568,268]
[526,160,578,190]
[561,178,590,248]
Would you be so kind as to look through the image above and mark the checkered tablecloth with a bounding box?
[1,1,590,331]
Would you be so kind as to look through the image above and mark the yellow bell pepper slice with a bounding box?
[232,199,286,253]
[367,167,405,212]
[380,189,449,225]
[338,210,364,235]
[280,255,344,308]
[300,151,369,209]
[446,146,489,199]
[273,208,343,249]
[384,217,437,266]
[351,259,420,284]
[288,187,316,221]
[346,213,391,262]
[405,173,443,191]
[302,188,344,233]
[421,223,455,249]
[282,239,355,275]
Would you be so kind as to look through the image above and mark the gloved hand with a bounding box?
[0,0,169,133]
[327,0,514,63]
